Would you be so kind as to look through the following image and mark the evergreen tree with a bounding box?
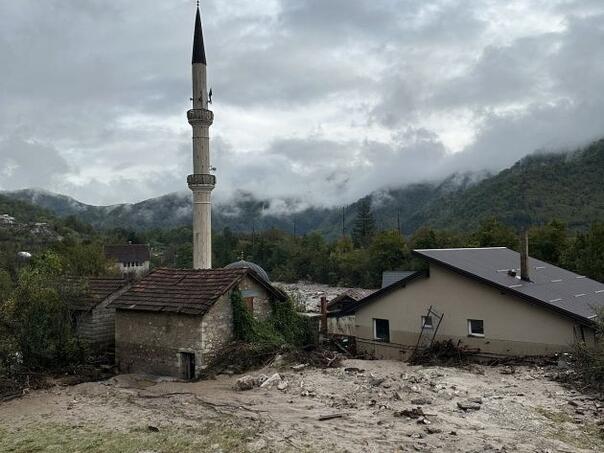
[352,199,375,248]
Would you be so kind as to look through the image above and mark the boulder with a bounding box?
[237,375,257,391]
[260,373,283,389]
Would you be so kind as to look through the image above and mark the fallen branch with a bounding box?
[318,413,344,421]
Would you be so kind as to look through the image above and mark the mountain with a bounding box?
[409,139,604,231]
[5,138,604,235]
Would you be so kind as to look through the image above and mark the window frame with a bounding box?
[373,318,390,343]
[468,319,485,338]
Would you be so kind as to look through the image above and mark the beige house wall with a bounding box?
[354,264,596,359]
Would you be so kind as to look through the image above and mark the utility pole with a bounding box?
[341,206,346,237]
[397,210,401,236]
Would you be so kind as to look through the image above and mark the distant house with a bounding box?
[69,277,130,350]
[104,244,151,278]
[336,247,603,359]
[381,271,417,289]
[109,267,287,379]
[327,289,375,337]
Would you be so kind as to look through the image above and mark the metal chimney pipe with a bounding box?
[520,229,530,282]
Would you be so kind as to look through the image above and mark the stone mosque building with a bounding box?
[109,4,285,379]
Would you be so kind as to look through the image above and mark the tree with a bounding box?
[471,218,518,249]
[352,198,376,248]
[563,224,604,282]
[1,252,85,369]
[367,230,410,287]
[529,220,567,265]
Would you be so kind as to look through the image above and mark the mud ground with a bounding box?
[1,359,603,452]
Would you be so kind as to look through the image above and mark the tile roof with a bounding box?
[68,277,130,311]
[327,289,376,311]
[414,247,604,323]
[109,267,286,316]
[104,244,151,263]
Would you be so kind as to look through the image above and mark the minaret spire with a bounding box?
[187,2,215,269]
[192,4,207,65]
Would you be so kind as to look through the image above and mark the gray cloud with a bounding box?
[0,0,603,209]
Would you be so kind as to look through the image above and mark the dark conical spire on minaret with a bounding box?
[192,5,207,65]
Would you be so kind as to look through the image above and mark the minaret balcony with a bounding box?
[187,109,214,126]
[188,173,216,189]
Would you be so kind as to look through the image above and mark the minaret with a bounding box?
[188,3,215,269]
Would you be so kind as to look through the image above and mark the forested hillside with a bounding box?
[5,138,604,235]
[411,139,604,231]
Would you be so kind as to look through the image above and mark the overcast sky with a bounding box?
[1,0,603,207]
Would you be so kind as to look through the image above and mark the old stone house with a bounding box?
[109,267,286,379]
[336,247,603,360]
[104,244,151,278]
[69,277,130,351]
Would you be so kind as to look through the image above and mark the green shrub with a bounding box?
[230,289,313,348]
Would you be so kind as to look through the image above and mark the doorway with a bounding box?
[180,352,196,380]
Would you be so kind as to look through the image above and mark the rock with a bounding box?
[394,407,425,419]
[272,354,285,368]
[568,400,580,407]
[345,367,364,373]
[416,417,431,425]
[260,373,282,389]
[291,364,308,371]
[247,439,268,452]
[369,376,386,387]
[147,425,160,432]
[426,426,442,434]
[236,375,257,391]
[457,401,481,411]
[411,397,433,405]
[277,381,289,391]
[500,366,515,375]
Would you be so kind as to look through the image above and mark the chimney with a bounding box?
[520,229,530,282]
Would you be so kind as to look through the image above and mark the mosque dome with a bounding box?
[225,260,270,282]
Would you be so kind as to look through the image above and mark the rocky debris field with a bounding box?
[275,281,373,312]
[1,359,603,452]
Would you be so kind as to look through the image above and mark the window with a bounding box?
[468,319,484,337]
[374,319,390,342]
[421,316,433,329]
[244,297,255,313]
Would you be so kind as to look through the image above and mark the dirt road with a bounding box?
[1,359,603,452]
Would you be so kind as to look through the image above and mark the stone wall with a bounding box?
[115,310,204,378]
[76,286,129,351]
[201,276,274,364]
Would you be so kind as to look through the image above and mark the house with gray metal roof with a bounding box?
[337,247,603,359]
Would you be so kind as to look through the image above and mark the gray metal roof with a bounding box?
[224,260,270,282]
[382,271,417,289]
[414,247,604,322]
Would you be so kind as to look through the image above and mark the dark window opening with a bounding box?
[180,352,196,380]
[468,319,484,337]
[374,319,390,342]
[422,316,433,329]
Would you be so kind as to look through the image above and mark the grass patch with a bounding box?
[535,407,604,450]
[0,421,255,453]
